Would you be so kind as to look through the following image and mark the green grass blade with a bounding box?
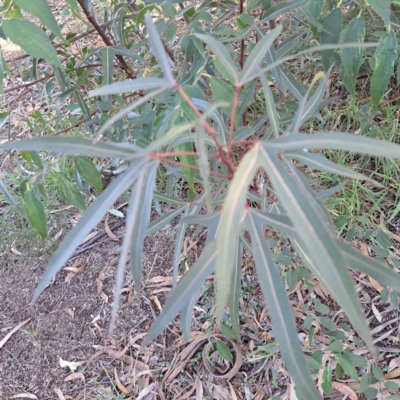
[260,147,375,353]
[0,136,138,159]
[32,160,146,302]
[216,145,262,323]
[130,161,159,291]
[143,241,218,345]
[269,132,400,158]
[246,213,321,400]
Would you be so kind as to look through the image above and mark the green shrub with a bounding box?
[1,1,400,398]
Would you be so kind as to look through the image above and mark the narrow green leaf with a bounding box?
[74,156,102,192]
[90,78,172,97]
[209,76,234,115]
[194,33,239,84]
[0,136,138,159]
[322,365,332,395]
[30,151,43,170]
[109,46,144,62]
[240,25,282,84]
[268,132,400,159]
[285,150,382,186]
[66,0,81,16]
[215,340,233,363]
[260,0,307,23]
[145,12,174,82]
[109,160,158,332]
[320,8,342,71]
[195,125,212,211]
[246,213,321,400]
[0,176,22,214]
[216,145,263,322]
[2,19,61,68]
[261,75,279,138]
[220,323,236,340]
[335,354,358,380]
[371,31,397,112]
[228,240,242,340]
[0,48,4,94]
[55,172,86,210]
[33,160,146,301]
[24,190,47,240]
[130,161,158,291]
[13,0,65,42]
[180,290,201,341]
[100,48,114,104]
[146,205,187,237]
[260,147,375,353]
[366,0,391,27]
[144,241,218,345]
[340,17,365,97]
[175,142,196,200]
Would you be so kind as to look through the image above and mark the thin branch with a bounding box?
[175,83,235,174]
[76,0,135,79]
[228,86,241,152]
[4,63,103,94]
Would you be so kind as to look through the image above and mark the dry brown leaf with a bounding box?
[369,277,385,293]
[227,382,238,400]
[11,247,22,255]
[101,346,149,372]
[64,372,85,383]
[65,308,74,320]
[389,232,400,243]
[385,367,400,380]
[105,213,119,241]
[97,264,109,304]
[175,382,198,400]
[389,356,400,371]
[80,231,99,245]
[332,382,357,400]
[10,394,38,399]
[54,388,66,400]
[114,368,129,394]
[149,295,163,312]
[0,318,31,349]
[371,303,382,322]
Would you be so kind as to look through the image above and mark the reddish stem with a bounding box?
[228,86,241,152]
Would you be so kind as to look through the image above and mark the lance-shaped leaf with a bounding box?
[109,160,158,333]
[371,32,397,112]
[0,137,138,159]
[74,156,103,192]
[130,161,158,290]
[14,0,66,42]
[33,159,146,301]
[144,12,174,82]
[194,33,239,85]
[268,132,400,158]
[195,125,212,211]
[260,0,307,23]
[228,239,242,340]
[24,190,47,240]
[261,75,279,138]
[320,8,342,72]
[366,0,391,28]
[340,17,365,97]
[143,241,218,345]
[339,241,400,294]
[2,19,61,68]
[285,150,382,187]
[146,204,187,237]
[259,146,375,353]
[240,25,282,84]
[216,144,263,322]
[0,176,23,215]
[180,289,202,341]
[100,48,114,104]
[89,77,172,97]
[246,212,321,400]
